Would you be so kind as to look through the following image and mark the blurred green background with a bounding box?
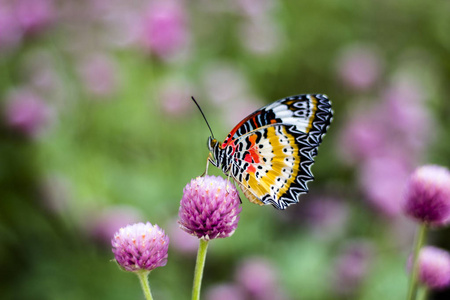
[1,0,450,299]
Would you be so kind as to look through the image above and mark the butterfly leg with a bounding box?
[225,171,233,193]
[201,154,213,176]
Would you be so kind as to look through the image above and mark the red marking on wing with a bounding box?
[247,164,256,173]
[243,134,260,174]
[222,110,263,147]
[247,134,260,163]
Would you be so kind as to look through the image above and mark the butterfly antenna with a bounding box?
[191,96,215,139]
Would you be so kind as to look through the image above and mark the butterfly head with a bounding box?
[207,136,221,167]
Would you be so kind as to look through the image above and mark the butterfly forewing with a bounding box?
[222,94,331,147]
[217,94,332,209]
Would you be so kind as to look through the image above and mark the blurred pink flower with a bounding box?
[303,197,349,241]
[0,3,22,50]
[235,256,280,299]
[338,104,388,164]
[157,78,194,116]
[408,246,450,290]
[359,155,411,217]
[14,0,55,34]
[403,165,450,227]
[20,50,66,105]
[166,218,198,254]
[239,16,282,56]
[138,0,190,59]
[100,4,143,49]
[78,54,119,98]
[90,205,144,245]
[205,284,246,300]
[201,62,264,127]
[338,85,432,167]
[336,45,383,91]
[234,0,275,17]
[331,240,374,296]
[3,89,53,138]
[381,76,433,155]
[201,62,249,105]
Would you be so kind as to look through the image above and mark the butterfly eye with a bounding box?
[207,137,218,151]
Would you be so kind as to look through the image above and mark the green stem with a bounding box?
[406,224,428,300]
[418,286,429,300]
[136,270,154,300]
[192,239,209,300]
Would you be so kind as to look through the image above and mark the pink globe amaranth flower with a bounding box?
[338,91,431,168]
[0,3,22,50]
[111,222,169,272]
[238,16,283,56]
[14,0,55,35]
[78,53,118,98]
[331,240,374,296]
[201,62,249,106]
[138,0,190,59]
[336,44,383,91]
[157,78,194,117]
[4,89,53,137]
[234,0,275,18]
[178,176,242,240]
[381,76,434,157]
[408,246,450,290]
[403,165,450,227]
[235,256,279,299]
[338,102,390,164]
[359,155,412,217]
[303,197,349,241]
[205,284,246,300]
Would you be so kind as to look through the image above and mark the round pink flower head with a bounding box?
[331,240,374,296]
[403,165,450,227]
[336,44,382,91]
[205,284,246,300]
[235,256,278,299]
[138,0,189,59]
[408,246,450,289]
[178,176,242,240]
[111,222,169,272]
[4,89,53,138]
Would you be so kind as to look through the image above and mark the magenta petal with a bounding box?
[178,176,242,240]
[403,165,450,227]
[111,222,169,272]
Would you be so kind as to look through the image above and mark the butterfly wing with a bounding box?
[222,94,332,149]
[225,94,333,209]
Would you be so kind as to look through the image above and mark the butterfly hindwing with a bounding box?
[228,124,317,209]
[221,94,332,209]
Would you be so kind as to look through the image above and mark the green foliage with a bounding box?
[1,0,450,299]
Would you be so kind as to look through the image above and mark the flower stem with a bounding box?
[136,270,154,300]
[407,224,427,300]
[418,286,429,300]
[192,239,209,300]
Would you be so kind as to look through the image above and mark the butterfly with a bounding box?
[205,94,333,210]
